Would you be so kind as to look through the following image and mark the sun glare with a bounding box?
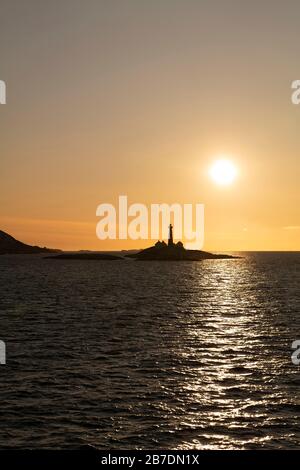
[210,159,238,186]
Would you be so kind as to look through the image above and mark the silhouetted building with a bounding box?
[155,240,167,248]
[125,221,237,260]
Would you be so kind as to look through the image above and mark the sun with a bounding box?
[209,159,238,186]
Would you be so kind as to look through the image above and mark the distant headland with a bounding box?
[0,230,60,255]
[0,227,239,260]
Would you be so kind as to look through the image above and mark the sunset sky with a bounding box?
[1,0,299,251]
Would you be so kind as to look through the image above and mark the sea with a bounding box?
[0,252,299,449]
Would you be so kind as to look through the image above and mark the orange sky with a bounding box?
[1,1,299,251]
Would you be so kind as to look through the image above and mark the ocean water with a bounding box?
[0,252,299,449]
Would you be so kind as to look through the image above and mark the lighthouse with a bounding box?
[168,224,174,246]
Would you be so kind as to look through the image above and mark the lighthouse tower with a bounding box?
[168,224,174,246]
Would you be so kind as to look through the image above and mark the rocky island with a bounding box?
[46,253,123,260]
[126,224,239,261]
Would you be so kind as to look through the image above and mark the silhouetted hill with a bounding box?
[0,230,60,254]
[126,243,239,261]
